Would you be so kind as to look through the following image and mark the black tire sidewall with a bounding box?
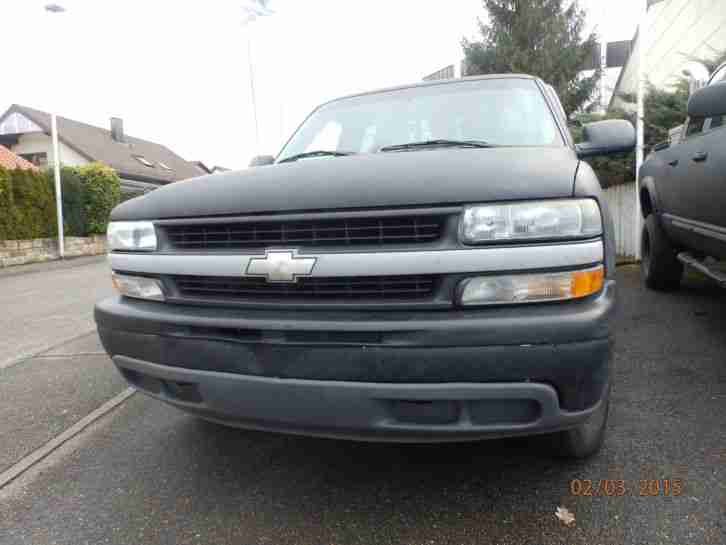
[641,214,682,290]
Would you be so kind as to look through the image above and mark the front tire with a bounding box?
[641,214,682,291]
[550,384,610,459]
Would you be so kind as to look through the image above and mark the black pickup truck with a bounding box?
[640,63,726,289]
[96,75,634,458]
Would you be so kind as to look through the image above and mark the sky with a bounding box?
[1,0,640,171]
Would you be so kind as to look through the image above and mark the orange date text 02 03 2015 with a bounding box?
[569,479,684,497]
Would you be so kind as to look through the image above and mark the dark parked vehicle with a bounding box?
[95,75,634,458]
[640,63,726,289]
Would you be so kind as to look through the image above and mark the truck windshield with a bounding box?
[277,78,563,162]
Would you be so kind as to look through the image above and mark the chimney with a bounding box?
[110,117,125,143]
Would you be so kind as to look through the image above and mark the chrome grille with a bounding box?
[162,215,446,250]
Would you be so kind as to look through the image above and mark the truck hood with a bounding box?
[111,147,579,220]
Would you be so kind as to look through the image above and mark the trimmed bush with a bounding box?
[77,163,121,235]
[0,167,57,240]
[59,166,86,236]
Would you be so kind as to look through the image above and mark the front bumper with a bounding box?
[95,280,615,442]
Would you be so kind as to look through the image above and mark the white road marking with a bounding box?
[0,387,136,490]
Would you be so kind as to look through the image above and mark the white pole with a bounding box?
[247,30,260,153]
[51,113,64,258]
[634,3,647,260]
[45,3,66,258]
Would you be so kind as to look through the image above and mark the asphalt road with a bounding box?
[0,264,724,544]
[0,256,113,369]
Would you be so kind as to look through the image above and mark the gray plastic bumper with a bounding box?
[114,355,605,443]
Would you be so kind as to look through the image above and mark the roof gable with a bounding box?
[0,112,43,135]
[0,104,206,183]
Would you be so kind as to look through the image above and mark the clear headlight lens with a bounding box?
[459,266,604,306]
[107,221,157,251]
[112,273,165,301]
[460,199,602,243]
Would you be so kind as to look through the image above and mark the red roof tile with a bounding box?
[0,145,39,171]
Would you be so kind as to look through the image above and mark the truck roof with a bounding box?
[318,74,542,109]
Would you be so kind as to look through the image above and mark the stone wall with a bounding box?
[0,236,107,268]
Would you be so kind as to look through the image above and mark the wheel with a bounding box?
[641,214,683,291]
[550,384,610,459]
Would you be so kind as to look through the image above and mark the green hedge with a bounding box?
[60,166,86,236]
[0,162,122,240]
[76,163,122,235]
[0,167,57,240]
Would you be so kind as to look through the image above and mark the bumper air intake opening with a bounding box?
[121,368,163,394]
[468,399,541,425]
[120,368,202,403]
[387,400,460,425]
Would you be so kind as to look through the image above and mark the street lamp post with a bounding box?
[45,3,66,258]
[51,113,64,258]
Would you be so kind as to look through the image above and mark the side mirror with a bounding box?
[576,119,636,158]
[249,155,275,167]
[687,82,726,118]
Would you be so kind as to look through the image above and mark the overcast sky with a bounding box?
[1,0,640,170]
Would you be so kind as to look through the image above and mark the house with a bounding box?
[0,104,207,194]
[0,144,39,171]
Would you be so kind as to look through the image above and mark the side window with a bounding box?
[709,65,726,85]
[684,116,706,138]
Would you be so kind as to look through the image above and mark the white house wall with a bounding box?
[10,132,89,167]
[612,0,726,110]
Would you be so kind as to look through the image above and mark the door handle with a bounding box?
[667,159,679,167]
[692,151,708,162]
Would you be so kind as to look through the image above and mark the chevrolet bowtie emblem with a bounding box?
[245,249,317,283]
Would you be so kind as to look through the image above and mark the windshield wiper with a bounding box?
[379,139,496,152]
[277,150,356,163]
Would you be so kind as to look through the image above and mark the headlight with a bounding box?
[112,273,165,301]
[460,199,602,243]
[458,266,604,306]
[107,221,157,251]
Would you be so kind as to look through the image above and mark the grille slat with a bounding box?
[172,274,437,301]
[163,215,446,250]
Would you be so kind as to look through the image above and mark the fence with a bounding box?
[602,181,638,259]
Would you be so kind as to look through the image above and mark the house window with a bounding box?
[19,152,48,168]
[133,155,155,168]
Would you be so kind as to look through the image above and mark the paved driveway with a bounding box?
[0,264,724,544]
[0,256,112,369]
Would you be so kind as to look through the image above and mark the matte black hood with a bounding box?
[111,148,580,220]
